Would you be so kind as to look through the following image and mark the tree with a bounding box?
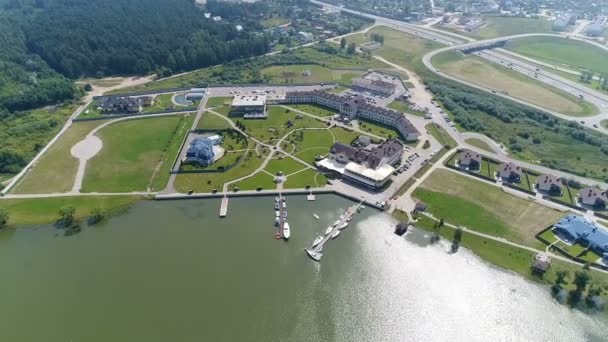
[84,83,92,91]
[0,208,8,229]
[340,37,347,49]
[58,206,76,226]
[89,208,104,225]
[347,42,356,54]
[573,270,591,293]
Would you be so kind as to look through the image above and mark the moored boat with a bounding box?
[283,211,288,218]
[275,196,280,203]
[274,203,280,210]
[325,226,333,235]
[283,222,290,240]
[311,235,323,247]
[275,210,280,217]
[332,220,340,227]
[331,230,340,239]
[305,248,322,262]
[313,214,320,220]
[274,217,280,226]
[282,202,287,209]
[338,222,349,230]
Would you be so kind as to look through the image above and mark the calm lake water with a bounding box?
[0,195,606,341]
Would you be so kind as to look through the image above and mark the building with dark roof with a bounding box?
[284,90,420,141]
[578,187,608,208]
[497,162,523,182]
[553,214,608,256]
[536,174,562,194]
[586,17,606,37]
[98,96,143,113]
[457,149,481,170]
[352,78,396,96]
[185,136,222,166]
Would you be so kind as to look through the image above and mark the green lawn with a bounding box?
[346,26,443,71]
[425,123,457,148]
[197,113,231,130]
[433,51,598,117]
[286,104,337,117]
[174,150,265,193]
[507,36,608,75]
[264,156,308,176]
[413,169,564,246]
[475,16,552,39]
[283,169,327,189]
[12,120,109,194]
[358,119,402,140]
[387,100,426,117]
[0,196,141,226]
[330,127,363,145]
[288,129,334,164]
[464,138,496,153]
[141,93,176,113]
[206,97,232,108]
[241,106,326,141]
[233,172,276,191]
[261,64,363,84]
[82,115,187,192]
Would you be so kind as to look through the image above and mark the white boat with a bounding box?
[347,217,352,222]
[283,212,288,218]
[274,203,280,210]
[274,217,280,226]
[305,248,322,262]
[312,235,323,247]
[338,222,349,230]
[275,196,280,203]
[282,202,287,209]
[332,220,340,227]
[331,230,340,239]
[313,214,320,220]
[283,222,290,239]
[325,226,333,235]
[275,210,280,217]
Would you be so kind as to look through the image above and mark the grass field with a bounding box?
[206,97,233,108]
[12,120,108,194]
[602,120,608,129]
[0,196,141,226]
[82,115,186,192]
[358,119,402,140]
[330,127,362,145]
[507,36,608,75]
[433,51,598,117]
[425,123,457,148]
[289,129,334,164]
[174,150,266,193]
[197,112,231,130]
[413,169,564,246]
[474,16,552,39]
[286,104,337,117]
[387,100,426,117]
[264,156,308,176]
[261,64,362,84]
[233,172,276,191]
[346,26,442,71]
[242,106,326,141]
[464,138,496,153]
[141,93,175,113]
[283,169,327,189]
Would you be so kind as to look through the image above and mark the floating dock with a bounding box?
[307,190,315,201]
[276,194,286,240]
[219,196,229,217]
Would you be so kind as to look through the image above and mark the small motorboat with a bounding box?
[332,220,340,227]
[274,217,280,226]
[313,214,320,220]
[282,202,287,209]
[312,235,323,247]
[275,210,280,217]
[325,226,333,235]
[338,222,349,230]
[283,212,288,218]
[347,217,352,222]
[275,196,280,203]
[331,230,340,239]
[283,222,290,240]
[305,248,322,262]
[274,203,280,210]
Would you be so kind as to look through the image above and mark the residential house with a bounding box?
[578,187,608,208]
[553,214,608,256]
[185,137,221,166]
[536,174,562,194]
[98,96,142,113]
[532,253,551,273]
[497,162,523,182]
[457,149,481,170]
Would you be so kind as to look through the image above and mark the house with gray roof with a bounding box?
[457,149,481,170]
[553,214,608,257]
[497,162,523,182]
[578,187,608,208]
[536,174,562,194]
[99,96,143,113]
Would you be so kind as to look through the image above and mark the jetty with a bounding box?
[276,194,286,240]
[305,200,363,262]
[219,195,229,217]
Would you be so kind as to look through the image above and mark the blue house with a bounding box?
[553,215,608,257]
[186,137,218,166]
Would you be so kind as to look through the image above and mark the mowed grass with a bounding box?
[206,96,232,108]
[286,104,337,117]
[288,129,334,164]
[413,169,564,246]
[433,51,598,116]
[387,100,425,117]
[346,26,442,70]
[330,127,361,145]
[242,106,326,141]
[358,119,402,140]
[261,64,363,84]
[0,196,141,226]
[464,138,496,153]
[82,115,186,192]
[12,120,109,194]
[474,16,552,38]
[264,156,308,176]
[507,36,608,75]
[174,150,265,193]
[197,112,231,130]
[234,172,276,191]
[284,169,327,189]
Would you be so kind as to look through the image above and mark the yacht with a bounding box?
[275,210,280,217]
[331,230,340,239]
[275,196,280,203]
[274,202,280,210]
[283,211,288,218]
[313,214,320,220]
[332,220,340,227]
[283,222,290,240]
[339,222,349,230]
[282,201,287,209]
[311,235,323,247]
[274,217,280,226]
[325,226,333,235]
[305,248,322,262]
[347,217,352,222]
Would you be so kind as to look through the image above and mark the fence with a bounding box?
[542,195,586,212]
[73,108,196,122]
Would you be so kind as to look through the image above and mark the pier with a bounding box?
[306,200,364,262]
[219,195,229,217]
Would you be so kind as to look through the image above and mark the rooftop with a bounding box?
[554,215,608,252]
[232,94,266,107]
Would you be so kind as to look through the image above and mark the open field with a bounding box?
[264,156,308,176]
[241,106,326,141]
[12,120,109,194]
[261,64,362,84]
[413,169,564,246]
[464,138,496,153]
[287,103,337,117]
[82,115,186,192]
[174,150,266,193]
[234,172,276,191]
[475,16,551,39]
[346,26,442,70]
[197,113,231,130]
[412,214,608,291]
[507,36,608,75]
[433,51,598,117]
[289,129,334,164]
[0,196,141,226]
[284,169,327,189]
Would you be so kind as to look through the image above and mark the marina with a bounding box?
[274,194,289,240]
[219,196,229,217]
[305,201,364,262]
